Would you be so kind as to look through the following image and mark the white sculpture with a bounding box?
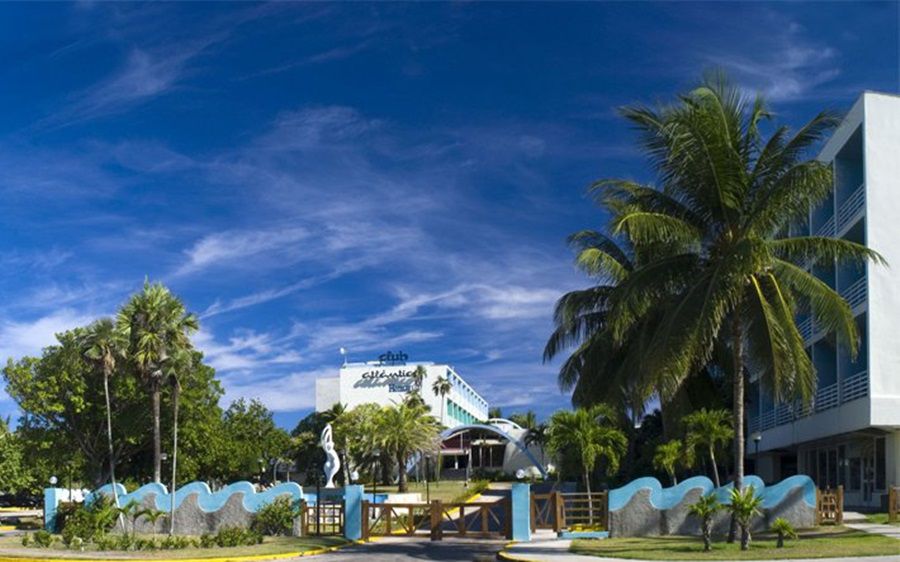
[321,423,340,488]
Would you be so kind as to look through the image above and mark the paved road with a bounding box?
[303,537,505,561]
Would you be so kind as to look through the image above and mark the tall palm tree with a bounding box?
[598,74,882,498]
[547,405,626,522]
[375,401,441,493]
[117,282,198,483]
[79,318,125,524]
[411,365,427,394]
[684,408,733,487]
[431,375,451,481]
[524,423,549,467]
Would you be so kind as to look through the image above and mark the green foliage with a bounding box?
[652,439,693,486]
[729,486,764,550]
[214,525,263,547]
[0,417,31,494]
[683,408,733,487]
[218,398,293,482]
[61,495,118,545]
[548,405,627,493]
[771,517,797,548]
[32,530,54,548]
[375,400,442,493]
[252,496,299,536]
[20,534,29,547]
[688,493,720,552]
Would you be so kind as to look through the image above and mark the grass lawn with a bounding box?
[570,527,900,560]
[0,535,348,559]
[360,479,488,503]
[865,513,900,526]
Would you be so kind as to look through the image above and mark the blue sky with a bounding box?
[1,2,897,429]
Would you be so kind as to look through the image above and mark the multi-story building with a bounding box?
[315,351,490,427]
[748,92,900,509]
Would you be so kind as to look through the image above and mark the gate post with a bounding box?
[343,485,364,541]
[510,482,531,542]
[552,492,561,533]
[43,487,65,532]
[430,500,443,541]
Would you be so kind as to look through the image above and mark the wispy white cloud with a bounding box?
[0,309,99,364]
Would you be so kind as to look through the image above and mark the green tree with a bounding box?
[683,408,733,487]
[729,486,763,550]
[548,405,626,522]
[653,439,692,486]
[431,376,451,480]
[597,74,882,499]
[79,318,125,510]
[375,401,441,493]
[0,418,30,493]
[508,411,537,430]
[117,281,199,483]
[220,398,292,482]
[770,517,797,548]
[688,493,720,551]
[488,407,502,420]
[524,423,549,467]
[411,365,427,394]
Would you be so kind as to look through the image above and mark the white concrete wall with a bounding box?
[863,92,900,427]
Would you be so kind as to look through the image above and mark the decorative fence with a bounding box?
[361,498,510,541]
[816,486,844,525]
[301,499,344,536]
[530,492,608,532]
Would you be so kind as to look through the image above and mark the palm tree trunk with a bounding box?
[730,315,746,543]
[103,371,125,531]
[671,471,678,486]
[710,447,721,488]
[152,385,162,483]
[584,468,593,525]
[397,454,408,493]
[169,382,180,536]
[436,399,445,482]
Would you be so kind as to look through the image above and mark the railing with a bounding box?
[816,486,844,525]
[798,317,813,341]
[815,382,839,412]
[775,403,793,426]
[362,498,510,541]
[558,492,609,530]
[838,183,865,232]
[841,370,869,403]
[840,276,867,310]
[302,500,344,536]
[889,487,900,523]
[815,217,836,238]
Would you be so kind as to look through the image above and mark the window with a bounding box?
[875,437,886,490]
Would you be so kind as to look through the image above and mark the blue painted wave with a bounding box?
[90,481,304,513]
[608,475,815,512]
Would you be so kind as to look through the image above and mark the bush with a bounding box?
[199,533,216,548]
[20,534,29,547]
[32,530,54,548]
[215,526,263,547]
[55,501,81,532]
[61,495,117,546]
[771,517,798,548]
[252,496,298,536]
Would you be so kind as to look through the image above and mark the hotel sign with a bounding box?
[377,350,408,365]
[360,368,416,380]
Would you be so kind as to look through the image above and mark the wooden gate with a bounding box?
[816,486,844,525]
[302,500,345,536]
[530,491,608,532]
[362,498,510,541]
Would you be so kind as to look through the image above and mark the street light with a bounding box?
[751,432,763,476]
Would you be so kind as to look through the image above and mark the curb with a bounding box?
[497,541,538,562]
[0,539,360,562]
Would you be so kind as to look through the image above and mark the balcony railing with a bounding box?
[798,317,813,340]
[837,183,865,232]
[841,370,868,403]
[750,370,870,434]
[815,216,836,238]
[840,276,867,310]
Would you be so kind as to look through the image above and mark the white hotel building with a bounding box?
[749,92,900,509]
[315,352,490,427]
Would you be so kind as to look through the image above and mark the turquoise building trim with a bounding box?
[89,481,305,513]
[510,482,531,541]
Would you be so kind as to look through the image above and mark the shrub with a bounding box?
[199,533,216,548]
[728,486,763,551]
[215,526,263,547]
[61,495,118,546]
[770,517,798,548]
[32,530,54,548]
[252,496,299,536]
[20,534,29,547]
[55,501,81,532]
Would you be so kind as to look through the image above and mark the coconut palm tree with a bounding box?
[79,318,125,517]
[688,493,720,551]
[597,74,883,500]
[729,486,763,550]
[547,405,626,523]
[117,282,198,483]
[684,408,733,487]
[524,423,549,467]
[375,401,441,493]
[411,365,427,394]
[431,375,451,480]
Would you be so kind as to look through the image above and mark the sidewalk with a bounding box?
[848,522,900,540]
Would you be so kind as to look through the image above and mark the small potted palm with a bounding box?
[728,486,763,551]
[770,517,797,548]
[688,493,720,551]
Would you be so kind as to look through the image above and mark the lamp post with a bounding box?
[751,432,762,476]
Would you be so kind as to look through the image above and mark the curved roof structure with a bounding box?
[441,423,548,478]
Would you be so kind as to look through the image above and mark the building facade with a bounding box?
[315,352,490,427]
[748,92,900,509]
